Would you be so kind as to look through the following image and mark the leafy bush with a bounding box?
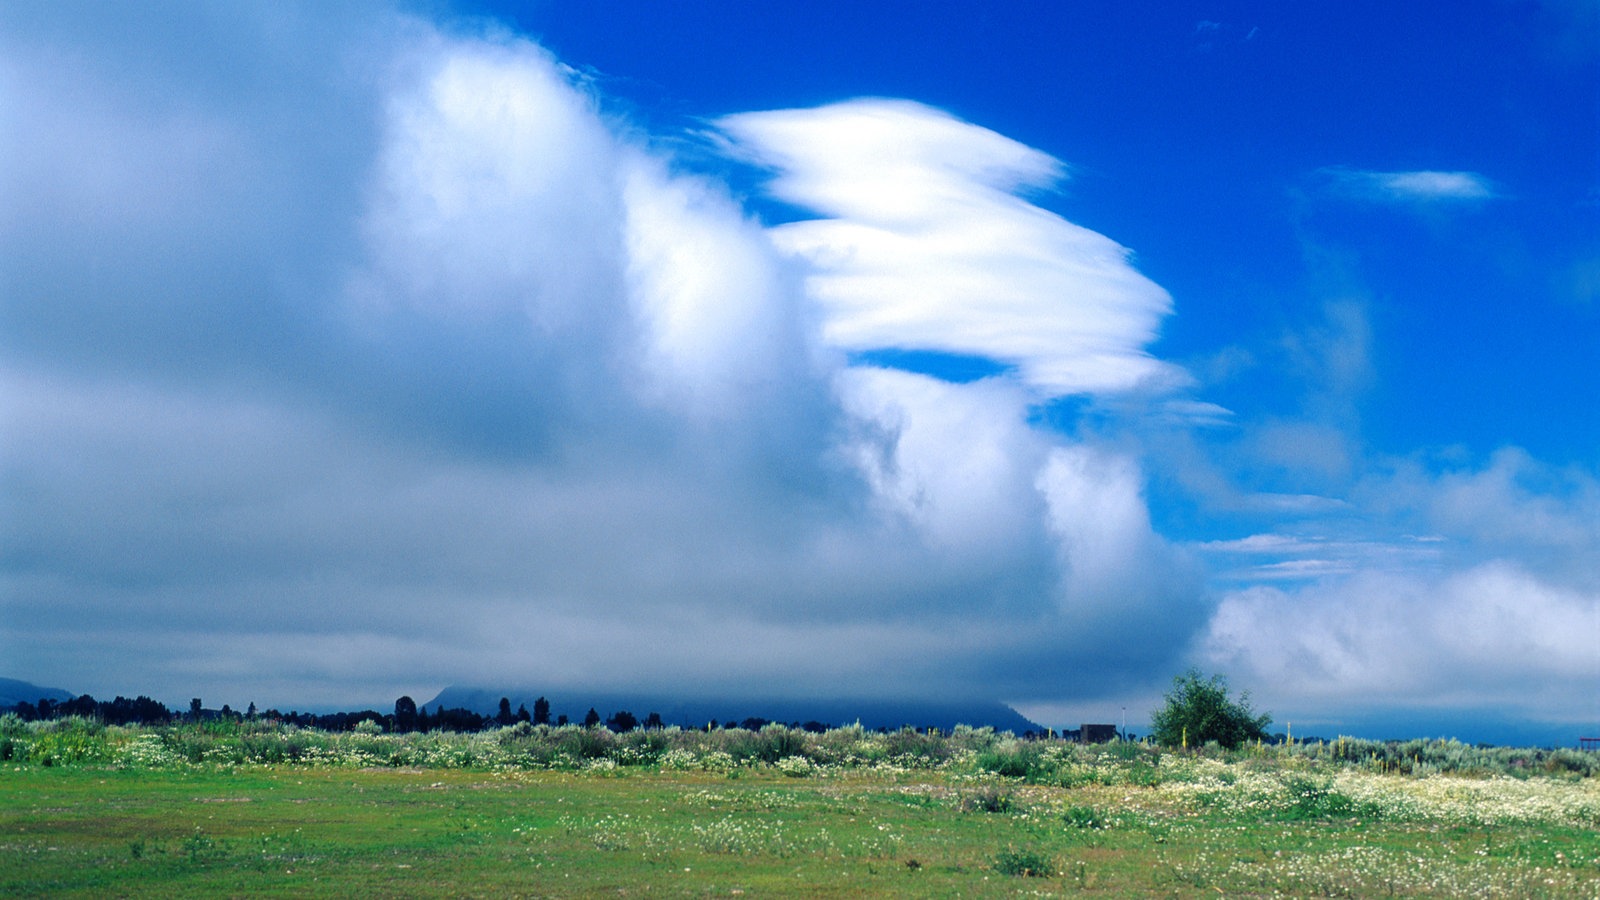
[974,749,1032,778]
[1281,776,1360,820]
[993,846,1052,877]
[1149,669,1271,750]
[559,724,616,760]
[881,727,949,765]
[1062,805,1108,829]
[973,739,1055,780]
[961,785,1014,813]
[756,724,810,764]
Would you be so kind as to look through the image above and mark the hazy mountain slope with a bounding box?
[0,678,75,708]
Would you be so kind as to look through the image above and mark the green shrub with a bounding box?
[1149,669,1271,750]
[949,724,1000,752]
[882,727,948,765]
[756,724,810,764]
[615,728,670,765]
[1278,775,1381,821]
[544,724,614,761]
[975,749,1028,777]
[1062,805,1107,829]
[961,785,1014,813]
[993,846,1052,877]
[0,713,27,738]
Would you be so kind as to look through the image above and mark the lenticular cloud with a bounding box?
[718,100,1186,397]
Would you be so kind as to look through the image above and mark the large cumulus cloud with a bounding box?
[0,6,1201,709]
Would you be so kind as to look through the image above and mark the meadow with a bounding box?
[2,715,1598,897]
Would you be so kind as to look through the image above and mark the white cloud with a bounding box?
[1197,532,1444,584]
[718,99,1186,398]
[837,368,1050,558]
[1321,166,1499,204]
[353,39,626,330]
[1203,562,1599,721]
[621,155,821,423]
[1193,448,1600,727]
[1364,448,1600,590]
[1039,446,1179,612]
[0,11,1203,710]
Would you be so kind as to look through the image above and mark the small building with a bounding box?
[1080,723,1118,744]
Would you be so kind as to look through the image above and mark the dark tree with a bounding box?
[100,697,136,726]
[59,694,97,718]
[189,698,203,721]
[1149,669,1271,750]
[516,703,531,724]
[643,712,664,730]
[583,707,601,728]
[556,714,569,726]
[533,696,551,726]
[394,696,418,732]
[606,710,638,733]
[496,697,514,726]
[246,702,257,719]
[432,706,486,731]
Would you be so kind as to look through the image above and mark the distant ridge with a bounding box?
[0,677,75,709]
[421,687,1044,734]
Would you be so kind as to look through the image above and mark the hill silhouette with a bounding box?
[0,678,74,709]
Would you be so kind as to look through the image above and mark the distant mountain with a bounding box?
[0,678,75,709]
[421,687,1044,734]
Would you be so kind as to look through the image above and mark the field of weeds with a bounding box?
[2,717,1597,897]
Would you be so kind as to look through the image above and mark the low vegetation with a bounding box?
[2,714,1597,896]
[4,712,1597,779]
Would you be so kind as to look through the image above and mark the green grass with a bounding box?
[4,760,1599,897]
[2,718,1598,896]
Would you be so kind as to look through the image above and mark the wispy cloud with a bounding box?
[717,100,1188,398]
[1196,532,1445,584]
[1190,19,1259,51]
[1320,166,1500,204]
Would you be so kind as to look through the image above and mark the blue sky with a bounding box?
[1,1,1596,744]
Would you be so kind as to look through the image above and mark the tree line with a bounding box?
[2,692,514,733]
[2,692,840,736]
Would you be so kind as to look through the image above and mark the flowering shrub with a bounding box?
[775,755,814,778]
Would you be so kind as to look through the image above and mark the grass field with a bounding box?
[2,720,1598,897]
